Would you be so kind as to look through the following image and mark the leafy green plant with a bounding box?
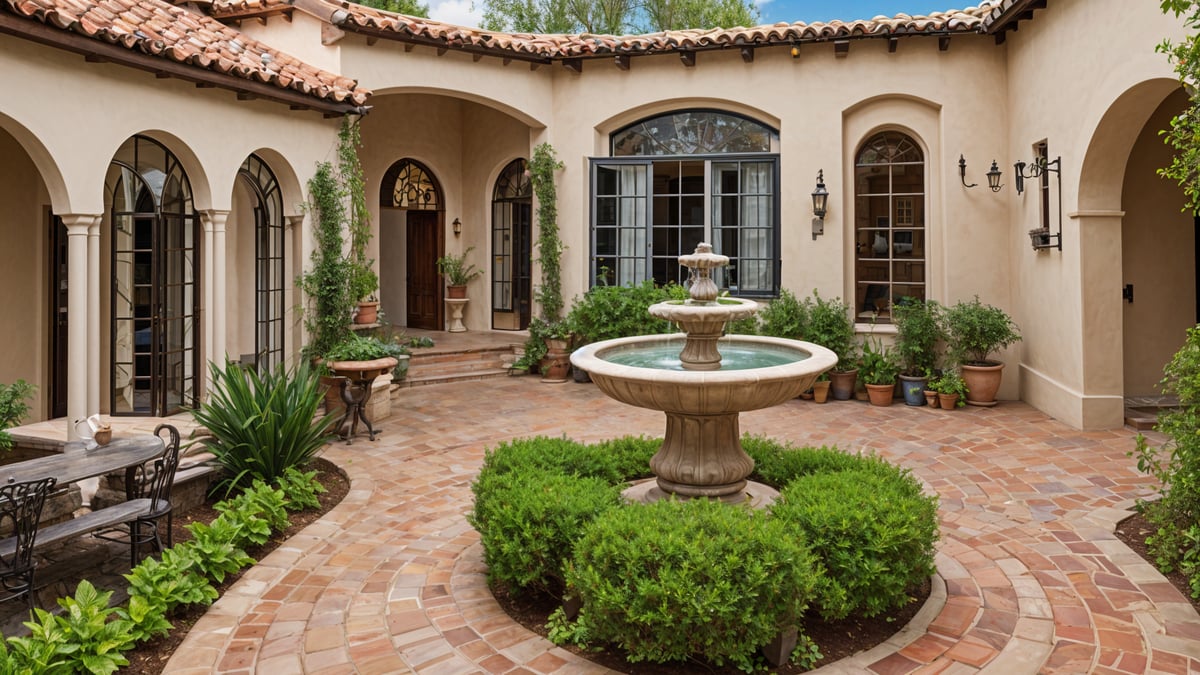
[192,359,334,492]
[435,247,483,286]
[1133,325,1200,597]
[743,435,898,487]
[564,281,679,346]
[30,580,136,674]
[323,333,408,372]
[805,290,858,371]
[773,469,938,620]
[891,297,944,376]
[531,143,565,324]
[757,288,807,339]
[943,296,1021,366]
[278,466,328,511]
[1158,1,1200,213]
[857,338,900,385]
[339,119,377,304]
[0,379,34,453]
[216,480,291,546]
[469,469,621,595]
[124,546,218,617]
[930,369,967,404]
[562,498,820,672]
[184,517,257,583]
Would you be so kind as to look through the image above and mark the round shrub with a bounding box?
[565,498,820,672]
[744,435,899,488]
[772,469,938,620]
[586,436,658,480]
[469,469,621,595]
[478,436,632,484]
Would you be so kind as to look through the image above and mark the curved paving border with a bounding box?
[164,379,1200,674]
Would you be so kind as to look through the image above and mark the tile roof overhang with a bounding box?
[0,0,371,115]
[978,0,1047,43]
[265,0,1002,67]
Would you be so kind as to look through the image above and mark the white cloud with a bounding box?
[429,0,483,27]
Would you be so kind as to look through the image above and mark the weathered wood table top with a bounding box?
[1,434,164,486]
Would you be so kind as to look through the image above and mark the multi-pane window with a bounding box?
[853,131,926,322]
[491,159,532,329]
[239,154,284,372]
[592,110,779,296]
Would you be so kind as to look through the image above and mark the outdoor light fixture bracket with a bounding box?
[452,217,462,236]
[1013,155,1063,251]
[959,154,1003,192]
[811,170,828,241]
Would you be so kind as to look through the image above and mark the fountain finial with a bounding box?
[678,242,728,304]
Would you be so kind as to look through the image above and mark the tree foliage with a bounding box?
[1159,1,1200,212]
[353,0,430,17]
[481,0,757,34]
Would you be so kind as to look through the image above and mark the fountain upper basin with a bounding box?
[571,334,837,416]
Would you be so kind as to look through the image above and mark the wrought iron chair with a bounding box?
[96,423,181,564]
[0,476,57,611]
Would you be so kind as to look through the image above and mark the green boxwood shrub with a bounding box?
[743,435,897,487]
[469,469,622,595]
[757,289,808,339]
[565,281,680,346]
[563,498,820,672]
[772,469,938,620]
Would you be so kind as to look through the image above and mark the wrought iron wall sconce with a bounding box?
[811,170,828,241]
[1013,155,1063,251]
[959,155,1003,192]
[452,218,462,236]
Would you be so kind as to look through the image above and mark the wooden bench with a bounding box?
[0,499,153,566]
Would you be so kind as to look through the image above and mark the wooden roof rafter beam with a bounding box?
[339,25,553,66]
[563,57,582,73]
[679,49,695,67]
[939,36,950,51]
[614,54,630,70]
[834,39,849,57]
[740,46,753,63]
[888,37,898,53]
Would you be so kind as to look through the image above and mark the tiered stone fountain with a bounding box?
[571,243,837,505]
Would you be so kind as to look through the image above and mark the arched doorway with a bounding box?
[380,159,444,330]
[236,154,285,371]
[106,136,199,416]
[491,159,531,330]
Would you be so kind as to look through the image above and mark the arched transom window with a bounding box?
[853,130,926,322]
[593,110,780,296]
[380,159,442,210]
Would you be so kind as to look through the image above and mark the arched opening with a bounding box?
[491,159,531,330]
[379,159,444,330]
[852,130,926,321]
[234,154,285,371]
[106,136,199,416]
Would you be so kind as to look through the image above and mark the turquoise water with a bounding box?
[602,343,807,371]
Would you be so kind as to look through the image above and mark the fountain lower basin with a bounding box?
[572,334,836,503]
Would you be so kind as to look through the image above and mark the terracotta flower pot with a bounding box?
[355,300,379,325]
[541,338,571,383]
[865,383,895,406]
[447,285,467,300]
[961,362,1004,406]
[812,380,831,404]
[829,369,858,400]
[939,392,960,410]
[924,390,938,407]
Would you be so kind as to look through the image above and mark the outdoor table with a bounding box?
[328,357,397,443]
[2,434,165,495]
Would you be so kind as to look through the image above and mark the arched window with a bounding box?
[107,135,198,416]
[593,110,780,296]
[380,159,442,210]
[238,154,284,371]
[853,131,926,322]
[491,159,532,330]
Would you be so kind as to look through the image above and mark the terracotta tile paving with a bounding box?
[163,379,1200,674]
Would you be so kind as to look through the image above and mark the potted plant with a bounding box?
[892,297,944,406]
[337,120,379,325]
[436,247,483,299]
[804,290,858,400]
[944,297,1021,406]
[858,339,900,406]
[812,373,831,404]
[930,369,967,409]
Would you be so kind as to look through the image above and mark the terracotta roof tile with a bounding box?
[2,0,370,106]
[265,0,1001,60]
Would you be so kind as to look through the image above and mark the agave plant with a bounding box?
[192,360,335,493]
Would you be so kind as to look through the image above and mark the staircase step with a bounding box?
[401,368,511,388]
[401,345,516,388]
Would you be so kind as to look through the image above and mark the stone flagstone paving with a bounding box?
[164,378,1200,674]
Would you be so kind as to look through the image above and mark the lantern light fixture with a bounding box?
[811,170,828,241]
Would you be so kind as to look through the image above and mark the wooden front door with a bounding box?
[406,211,442,330]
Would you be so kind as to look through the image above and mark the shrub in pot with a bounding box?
[944,297,1021,406]
[891,297,944,406]
[858,339,900,407]
[805,291,858,400]
[436,247,483,298]
[930,369,967,409]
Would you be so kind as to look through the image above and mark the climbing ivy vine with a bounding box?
[1159,1,1200,212]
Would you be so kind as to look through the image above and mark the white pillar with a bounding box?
[202,214,214,387]
[61,214,99,441]
[208,210,229,367]
[86,220,101,418]
[285,214,304,367]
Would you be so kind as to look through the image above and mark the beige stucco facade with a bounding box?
[0,0,1192,432]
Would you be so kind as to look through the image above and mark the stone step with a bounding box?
[400,368,512,388]
[404,346,514,387]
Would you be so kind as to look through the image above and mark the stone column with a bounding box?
[201,210,230,377]
[61,214,99,441]
[1073,209,1126,429]
[286,214,305,366]
[87,219,101,417]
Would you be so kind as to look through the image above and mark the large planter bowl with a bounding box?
[962,362,1004,406]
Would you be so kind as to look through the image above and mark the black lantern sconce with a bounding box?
[811,170,828,241]
[1013,155,1063,251]
[959,155,1003,192]
[452,217,462,237]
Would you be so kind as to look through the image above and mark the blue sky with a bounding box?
[757,1,959,24]
[426,0,964,30]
